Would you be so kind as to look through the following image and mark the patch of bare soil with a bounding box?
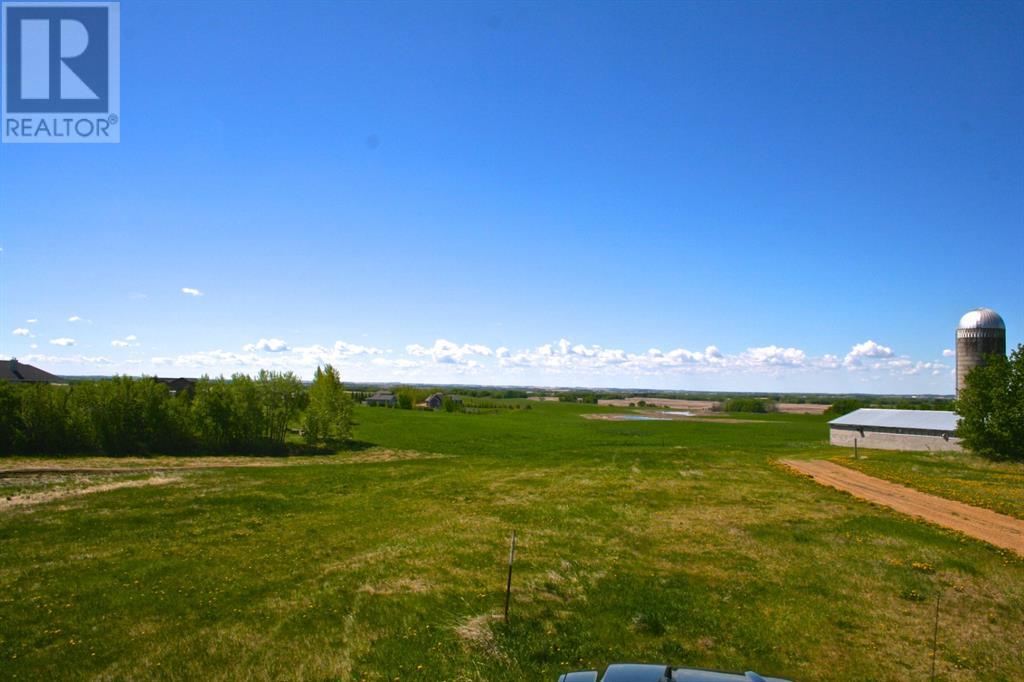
[454,613,504,658]
[582,412,766,424]
[593,395,831,411]
[651,412,768,424]
[358,578,432,595]
[781,459,1024,557]
[776,403,830,415]
[338,448,449,464]
[597,398,718,411]
[0,476,181,511]
[0,448,447,478]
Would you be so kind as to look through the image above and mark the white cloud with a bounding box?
[835,339,949,377]
[26,319,38,324]
[12,328,30,336]
[942,349,954,358]
[371,357,419,369]
[326,340,385,357]
[151,339,387,375]
[24,353,109,365]
[33,332,954,390]
[742,345,807,367]
[843,339,895,368]
[49,337,76,347]
[405,339,493,365]
[243,338,290,352]
[111,335,140,348]
[181,287,203,297]
[68,315,82,322]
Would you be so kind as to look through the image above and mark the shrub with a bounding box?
[825,399,863,418]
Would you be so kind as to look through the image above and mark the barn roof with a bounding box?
[829,408,958,432]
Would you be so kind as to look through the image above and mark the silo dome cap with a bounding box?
[958,307,1005,330]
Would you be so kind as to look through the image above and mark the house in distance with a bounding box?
[154,377,198,397]
[364,390,397,407]
[424,392,462,410]
[0,359,61,384]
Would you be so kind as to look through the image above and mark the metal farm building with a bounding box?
[830,306,1007,453]
[829,408,961,452]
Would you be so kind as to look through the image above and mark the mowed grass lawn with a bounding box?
[1,403,1022,681]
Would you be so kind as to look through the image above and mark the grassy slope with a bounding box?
[825,449,1024,520]
[0,404,1021,681]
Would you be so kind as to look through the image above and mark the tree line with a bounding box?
[0,365,353,456]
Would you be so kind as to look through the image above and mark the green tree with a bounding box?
[825,399,863,418]
[256,370,306,447]
[18,383,74,454]
[395,387,427,410]
[0,382,25,454]
[723,398,776,413]
[304,364,354,446]
[956,344,1024,460]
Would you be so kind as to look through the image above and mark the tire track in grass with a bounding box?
[0,476,181,511]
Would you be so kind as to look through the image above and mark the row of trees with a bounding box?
[722,397,777,413]
[0,365,354,456]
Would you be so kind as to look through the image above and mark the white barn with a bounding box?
[829,408,961,452]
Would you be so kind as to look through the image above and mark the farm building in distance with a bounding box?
[830,306,1006,453]
[424,393,461,410]
[829,408,961,452]
[0,359,61,384]
[364,390,397,407]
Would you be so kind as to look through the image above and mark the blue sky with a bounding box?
[1,0,1021,393]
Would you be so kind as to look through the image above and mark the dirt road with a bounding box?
[781,459,1024,556]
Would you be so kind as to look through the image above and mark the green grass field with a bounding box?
[1,403,1022,681]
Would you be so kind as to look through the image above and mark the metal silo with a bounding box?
[956,308,1006,396]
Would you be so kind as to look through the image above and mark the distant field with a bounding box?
[1,403,1022,680]
[597,397,720,410]
[827,449,1024,521]
[595,398,829,414]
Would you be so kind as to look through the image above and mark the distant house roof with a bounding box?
[829,408,958,433]
[155,377,198,394]
[0,359,61,383]
[365,391,397,404]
